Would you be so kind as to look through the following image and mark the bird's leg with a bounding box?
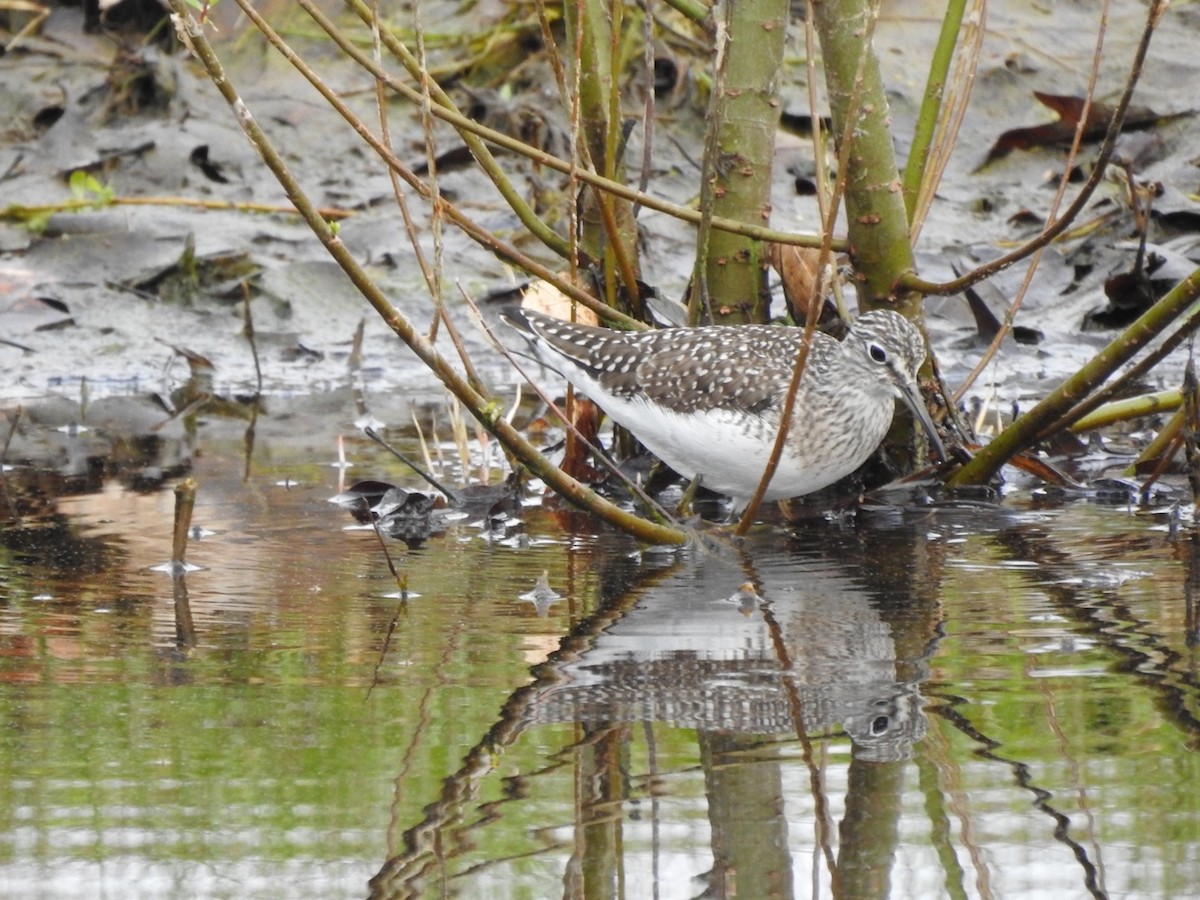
[676,473,704,519]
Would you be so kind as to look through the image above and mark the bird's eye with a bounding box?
[868,342,888,364]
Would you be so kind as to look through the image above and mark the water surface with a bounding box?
[2,422,1198,899]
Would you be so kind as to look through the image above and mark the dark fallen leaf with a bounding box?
[376,487,433,519]
[783,156,824,197]
[950,261,1042,345]
[963,288,1042,345]
[1156,209,1200,230]
[653,55,679,96]
[411,145,475,175]
[378,490,438,547]
[1087,476,1175,505]
[1151,183,1200,229]
[189,145,229,184]
[32,298,75,331]
[1037,428,1088,458]
[1091,269,1156,329]
[621,451,684,500]
[280,342,324,363]
[92,0,171,39]
[1006,208,1044,227]
[33,105,64,134]
[479,281,530,307]
[981,91,1168,166]
[1085,251,1178,330]
[483,509,523,541]
[778,110,834,136]
[792,175,818,197]
[2,293,75,336]
[33,295,69,315]
[484,485,524,521]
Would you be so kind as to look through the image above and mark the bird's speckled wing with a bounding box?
[632,327,836,416]
[518,311,836,416]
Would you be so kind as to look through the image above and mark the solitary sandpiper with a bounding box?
[504,308,945,508]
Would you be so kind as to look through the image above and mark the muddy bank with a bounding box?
[2,2,1200,476]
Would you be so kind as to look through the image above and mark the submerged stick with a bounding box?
[171,477,197,569]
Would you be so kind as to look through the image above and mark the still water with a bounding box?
[1,414,1199,899]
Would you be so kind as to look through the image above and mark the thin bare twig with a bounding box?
[369,1,441,334]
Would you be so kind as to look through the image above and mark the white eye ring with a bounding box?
[867,342,888,364]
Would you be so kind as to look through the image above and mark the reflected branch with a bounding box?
[992,526,1200,745]
[755,585,841,891]
[927,697,1105,898]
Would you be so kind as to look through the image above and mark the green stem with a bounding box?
[1069,389,1181,433]
[1125,405,1184,477]
[810,0,915,308]
[702,0,789,324]
[901,0,967,219]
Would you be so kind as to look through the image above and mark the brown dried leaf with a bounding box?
[520,279,600,326]
[982,91,1166,165]
[769,244,825,323]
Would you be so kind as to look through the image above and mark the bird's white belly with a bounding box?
[546,355,894,502]
[591,393,884,501]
